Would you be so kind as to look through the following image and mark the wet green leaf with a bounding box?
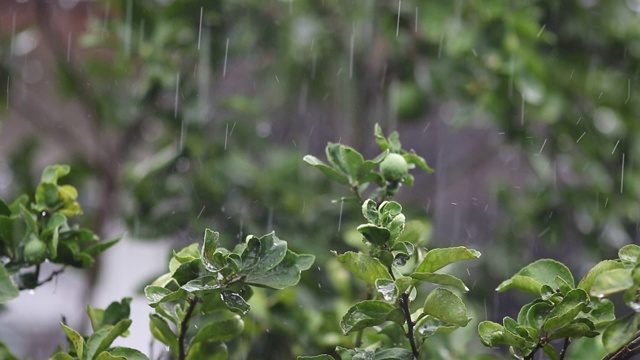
[602,313,640,352]
[356,224,390,246]
[547,319,598,341]
[496,259,574,295]
[375,278,398,302]
[85,319,132,360]
[423,288,471,327]
[402,152,434,173]
[41,164,70,183]
[326,143,350,175]
[201,229,219,271]
[478,321,528,348]
[186,341,227,360]
[415,315,458,338]
[374,348,414,360]
[335,251,392,285]
[543,289,589,331]
[191,316,244,343]
[340,300,399,334]
[95,348,149,360]
[340,146,364,182]
[298,356,334,360]
[61,323,85,359]
[245,251,314,289]
[577,260,625,293]
[303,155,349,185]
[590,268,633,297]
[415,246,481,274]
[374,123,390,151]
[619,244,640,264]
[221,290,250,315]
[149,314,178,355]
[0,263,19,303]
[0,199,10,217]
[411,272,469,292]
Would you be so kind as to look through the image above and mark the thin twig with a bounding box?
[399,293,419,359]
[559,337,571,359]
[17,267,65,290]
[524,342,544,360]
[603,331,640,360]
[178,296,201,360]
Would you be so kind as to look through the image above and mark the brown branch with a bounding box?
[603,331,640,360]
[399,293,419,359]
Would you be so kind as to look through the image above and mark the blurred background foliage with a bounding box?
[0,0,639,359]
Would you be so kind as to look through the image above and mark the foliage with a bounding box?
[0,165,119,299]
[145,229,314,359]
[300,125,479,359]
[479,244,640,359]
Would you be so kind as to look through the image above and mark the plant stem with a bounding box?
[399,293,419,359]
[178,296,201,360]
[524,342,543,360]
[603,331,640,360]
[559,337,571,359]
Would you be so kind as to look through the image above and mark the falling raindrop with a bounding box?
[611,139,620,154]
[223,37,229,77]
[124,0,132,57]
[349,27,354,79]
[396,0,401,37]
[337,198,344,231]
[620,153,625,194]
[197,7,203,50]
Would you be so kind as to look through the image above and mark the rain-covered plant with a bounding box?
[300,125,481,359]
[49,298,147,360]
[144,229,315,360]
[478,244,640,359]
[0,164,120,301]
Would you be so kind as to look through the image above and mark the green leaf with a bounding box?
[221,290,250,315]
[95,348,149,360]
[415,315,458,338]
[542,344,559,360]
[0,199,10,217]
[335,251,392,285]
[496,259,574,296]
[84,319,132,360]
[340,146,364,182]
[415,246,481,274]
[201,229,220,272]
[245,251,314,289]
[402,152,434,173]
[83,236,121,257]
[250,232,288,273]
[149,314,178,355]
[326,143,350,174]
[602,313,640,352]
[362,199,379,224]
[186,341,228,360]
[357,152,388,181]
[191,316,244,343]
[0,263,19,303]
[584,298,615,327]
[577,260,625,293]
[172,259,204,285]
[35,182,60,208]
[619,244,640,264]
[340,300,400,334]
[298,356,335,360]
[375,278,398,302]
[303,155,349,185]
[543,289,589,331]
[411,272,469,292]
[61,323,85,359]
[478,321,528,348]
[41,164,70,183]
[51,354,75,360]
[423,288,471,327]
[169,243,200,273]
[101,298,132,328]
[374,123,390,151]
[374,348,414,360]
[0,341,19,360]
[356,224,390,246]
[590,268,633,297]
[387,214,405,241]
[547,319,598,341]
[388,131,402,152]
